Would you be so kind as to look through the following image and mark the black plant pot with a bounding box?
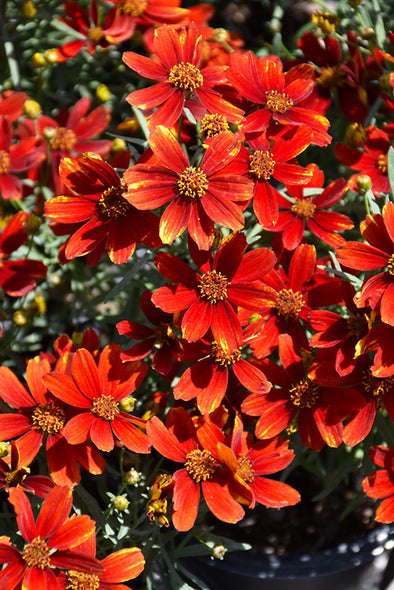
[183,524,394,590]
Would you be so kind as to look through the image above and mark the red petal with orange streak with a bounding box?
[253,477,300,508]
[112,415,151,454]
[172,470,200,531]
[8,487,37,541]
[122,51,168,79]
[100,548,145,583]
[148,125,189,173]
[182,300,213,342]
[146,417,186,462]
[202,478,245,523]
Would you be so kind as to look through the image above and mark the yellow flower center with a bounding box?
[4,467,29,488]
[117,0,148,16]
[249,150,275,180]
[97,185,131,220]
[276,288,305,319]
[362,370,394,402]
[0,151,11,174]
[32,402,66,433]
[22,537,51,569]
[346,314,368,337]
[168,62,203,97]
[91,395,119,420]
[210,341,241,366]
[289,378,319,408]
[265,90,293,114]
[236,456,255,483]
[66,571,100,590]
[311,10,341,34]
[184,449,216,482]
[316,66,346,91]
[177,167,208,199]
[49,127,77,151]
[87,26,103,43]
[197,270,229,303]
[377,154,388,175]
[200,113,229,138]
[291,197,316,220]
[387,254,394,276]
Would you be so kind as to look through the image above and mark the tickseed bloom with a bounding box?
[0,441,55,498]
[0,211,47,297]
[173,335,271,414]
[363,446,394,523]
[45,154,160,265]
[122,22,244,130]
[43,344,151,453]
[151,232,276,351]
[271,163,352,249]
[123,126,252,250]
[146,406,247,531]
[335,201,394,326]
[0,486,104,588]
[226,52,331,145]
[0,356,105,487]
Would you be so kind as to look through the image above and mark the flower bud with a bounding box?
[23,99,41,119]
[96,84,111,103]
[112,138,127,152]
[13,310,28,326]
[356,174,372,193]
[311,11,340,34]
[0,442,10,458]
[113,495,129,511]
[124,468,140,485]
[21,1,36,18]
[211,544,227,559]
[31,52,46,68]
[119,397,136,412]
[212,28,228,44]
[344,122,366,147]
[44,49,58,64]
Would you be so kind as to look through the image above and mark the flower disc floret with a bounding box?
[48,127,77,151]
[265,90,293,114]
[210,341,241,366]
[177,167,208,199]
[117,0,148,16]
[0,151,10,174]
[91,395,119,420]
[249,150,275,180]
[197,270,229,303]
[362,371,394,401]
[289,378,319,408]
[184,449,216,482]
[4,468,27,488]
[347,314,368,337]
[236,456,255,483]
[387,254,394,276]
[168,62,203,96]
[377,154,388,174]
[32,402,66,433]
[97,185,131,220]
[276,288,305,319]
[87,26,103,43]
[66,571,100,590]
[22,537,51,569]
[291,198,316,220]
[200,114,229,138]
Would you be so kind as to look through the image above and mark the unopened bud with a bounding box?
[211,544,226,559]
[23,99,41,119]
[21,1,36,18]
[124,468,140,485]
[0,442,10,458]
[356,174,372,192]
[119,397,136,412]
[96,84,111,103]
[31,52,46,68]
[113,495,129,511]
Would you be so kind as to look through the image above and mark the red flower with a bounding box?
[198,414,300,509]
[0,356,105,487]
[335,201,394,326]
[55,0,136,62]
[356,322,394,378]
[146,406,247,531]
[124,126,252,250]
[122,22,244,130]
[173,334,271,414]
[0,116,44,199]
[0,486,103,588]
[0,211,47,297]
[363,446,394,523]
[151,232,276,350]
[226,52,331,145]
[108,0,190,27]
[231,126,313,227]
[335,127,392,195]
[18,96,111,193]
[116,289,183,377]
[45,154,160,265]
[43,344,151,453]
[271,163,352,249]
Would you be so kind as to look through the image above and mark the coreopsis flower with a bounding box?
[151,232,276,351]
[122,22,244,130]
[242,334,363,451]
[270,164,352,250]
[123,126,252,250]
[226,52,331,145]
[146,406,247,531]
[0,356,106,487]
[0,486,103,588]
[335,127,392,195]
[335,201,394,326]
[45,154,160,265]
[173,334,271,414]
[57,532,145,589]
[198,414,300,509]
[0,441,56,498]
[0,211,47,297]
[108,0,190,26]
[43,344,151,453]
[362,446,394,523]
[356,322,394,378]
[55,0,136,62]
[18,96,111,193]
[230,126,313,227]
[0,115,44,199]
[116,289,183,377]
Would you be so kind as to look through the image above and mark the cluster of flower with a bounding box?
[0,0,394,587]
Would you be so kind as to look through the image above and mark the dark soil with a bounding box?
[205,469,377,557]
